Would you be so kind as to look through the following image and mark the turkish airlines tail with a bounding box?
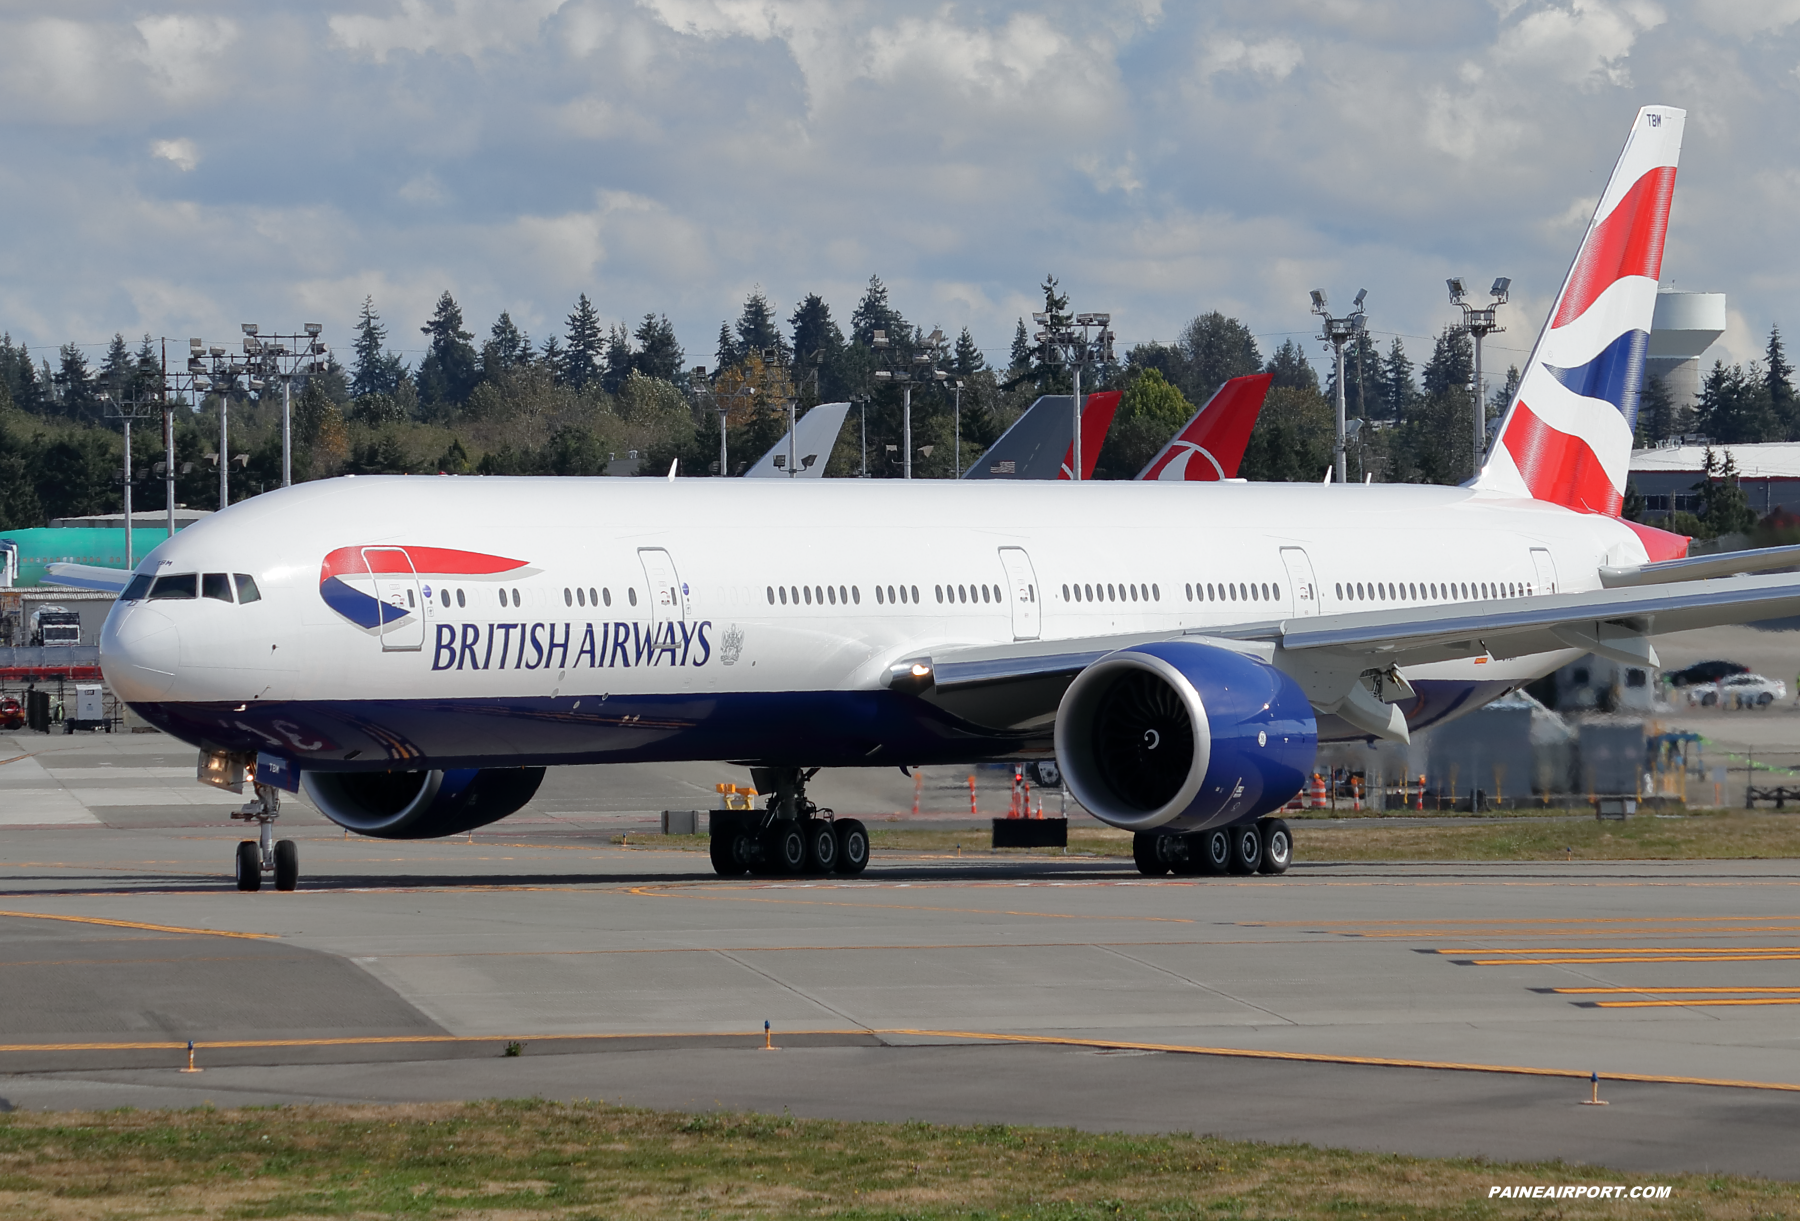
[1475,105,1684,516]
[1136,373,1273,481]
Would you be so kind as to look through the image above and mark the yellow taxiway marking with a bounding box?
[0,910,273,940]
[4,1028,1798,1093]
[1437,946,1800,954]
[1463,953,1800,965]
[1586,998,1800,1009]
[1551,986,1800,994]
[1254,915,1800,931]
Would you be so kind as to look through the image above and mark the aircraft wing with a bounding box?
[1599,542,1800,588]
[742,401,850,478]
[898,571,1800,739]
[44,562,133,592]
[1136,373,1273,481]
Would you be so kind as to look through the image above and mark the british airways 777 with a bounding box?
[100,105,1800,890]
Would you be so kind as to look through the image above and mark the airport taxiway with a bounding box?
[3,727,1800,1177]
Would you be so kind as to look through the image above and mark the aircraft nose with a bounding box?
[100,605,179,700]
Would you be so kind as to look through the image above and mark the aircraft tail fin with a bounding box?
[1475,105,1684,516]
[1136,373,1273,481]
[1057,390,1121,480]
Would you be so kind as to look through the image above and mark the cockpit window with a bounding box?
[233,574,261,603]
[122,574,152,601]
[202,573,233,602]
[149,573,197,600]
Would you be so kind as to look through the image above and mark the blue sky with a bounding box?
[4,1,1799,382]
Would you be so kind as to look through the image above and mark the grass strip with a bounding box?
[1,1098,1793,1219]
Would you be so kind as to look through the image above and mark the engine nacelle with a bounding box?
[1054,641,1316,833]
[302,767,546,839]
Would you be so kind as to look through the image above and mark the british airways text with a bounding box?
[431,620,714,671]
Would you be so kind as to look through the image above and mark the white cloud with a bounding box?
[150,138,200,171]
[1202,36,1303,80]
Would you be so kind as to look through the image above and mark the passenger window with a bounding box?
[122,573,152,601]
[852,586,860,604]
[1152,584,1160,601]
[564,588,573,607]
[1271,583,1279,601]
[589,587,598,606]
[780,586,788,604]
[602,588,611,606]
[456,589,466,608]
[150,573,197,600]
[630,588,640,606]
[888,585,897,604]
[768,586,777,604]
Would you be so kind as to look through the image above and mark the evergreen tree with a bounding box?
[953,327,985,378]
[417,290,478,411]
[1265,338,1317,394]
[633,313,684,382]
[480,311,532,380]
[714,321,739,372]
[1767,323,1796,436]
[789,295,843,367]
[1382,338,1415,422]
[734,288,785,362]
[1492,364,1521,418]
[1635,373,1677,446]
[538,334,564,376]
[99,333,132,398]
[1421,327,1473,398]
[54,343,94,417]
[851,275,905,346]
[1695,447,1758,536]
[1696,360,1773,444]
[603,323,634,394]
[132,334,160,400]
[351,296,405,398]
[1009,319,1031,374]
[561,293,604,390]
[0,335,47,414]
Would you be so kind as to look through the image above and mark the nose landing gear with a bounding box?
[232,783,299,892]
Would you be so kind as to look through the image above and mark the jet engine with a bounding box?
[301,767,546,839]
[1054,641,1315,833]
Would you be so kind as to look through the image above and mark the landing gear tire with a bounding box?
[1196,828,1231,875]
[711,829,749,876]
[273,839,299,891]
[235,840,261,892]
[1258,818,1292,875]
[834,818,869,876]
[1227,823,1263,875]
[766,823,807,873]
[1133,832,1171,876]
[804,819,839,874]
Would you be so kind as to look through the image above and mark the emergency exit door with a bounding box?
[363,547,423,651]
[638,548,688,640]
[997,547,1040,640]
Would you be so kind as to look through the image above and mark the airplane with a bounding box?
[968,373,1274,482]
[742,401,851,478]
[964,390,1121,480]
[100,104,1800,893]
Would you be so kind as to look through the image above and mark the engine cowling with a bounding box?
[301,767,546,839]
[1054,641,1315,832]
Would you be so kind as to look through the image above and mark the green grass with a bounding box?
[615,812,1800,863]
[0,1099,1791,1219]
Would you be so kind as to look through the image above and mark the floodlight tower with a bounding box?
[1311,289,1367,485]
[1034,310,1114,481]
[100,391,158,569]
[872,328,948,479]
[1449,277,1509,477]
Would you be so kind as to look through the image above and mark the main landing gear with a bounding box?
[1132,818,1291,878]
[232,783,299,892]
[709,766,869,878]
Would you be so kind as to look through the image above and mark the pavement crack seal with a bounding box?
[710,950,876,1035]
[1089,944,1299,1027]
[624,883,1197,923]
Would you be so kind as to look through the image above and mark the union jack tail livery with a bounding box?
[1477,105,1684,516]
[1137,373,1273,481]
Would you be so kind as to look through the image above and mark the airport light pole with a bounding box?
[1449,277,1509,478]
[950,379,965,477]
[1034,309,1115,482]
[872,329,949,479]
[100,392,158,570]
[1311,289,1367,485]
[240,323,328,488]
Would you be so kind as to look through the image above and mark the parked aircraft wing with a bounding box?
[44,562,133,592]
[1599,543,1800,587]
[743,401,851,478]
[1136,373,1274,481]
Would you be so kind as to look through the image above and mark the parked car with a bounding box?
[1688,673,1787,708]
[1665,659,1750,687]
[0,696,21,730]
